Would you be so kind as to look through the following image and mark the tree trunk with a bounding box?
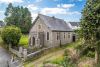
[95,46,100,66]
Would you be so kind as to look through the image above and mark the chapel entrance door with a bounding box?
[38,32,44,47]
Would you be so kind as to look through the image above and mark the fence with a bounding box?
[9,46,53,60]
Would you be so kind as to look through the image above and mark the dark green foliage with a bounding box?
[80,0,100,45]
[1,26,22,46]
[80,0,100,64]
[83,47,95,58]
[5,3,32,34]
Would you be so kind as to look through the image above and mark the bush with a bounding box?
[19,35,28,47]
[60,49,76,67]
[1,26,22,46]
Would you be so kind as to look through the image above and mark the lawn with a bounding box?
[19,35,29,48]
[0,34,29,47]
[0,27,29,48]
[24,40,81,67]
[0,33,29,48]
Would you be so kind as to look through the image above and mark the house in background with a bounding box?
[67,22,80,42]
[68,22,80,30]
[29,14,74,48]
[0,21,6,28]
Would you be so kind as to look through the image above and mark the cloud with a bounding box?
[66,11,81,15]
[0,11,5,20]
[0,0,23,3]
[40,7,66,15]
[25,4,39,21]
[31,13,38,21]
[27,4,39,11]
[0,11,4,13]
[40,7,80,15]
[57,4,75,8]
[36,0,42,2]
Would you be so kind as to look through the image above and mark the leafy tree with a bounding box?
[1,26,22,46]
[4,3,32,34]
[80,0,100,65]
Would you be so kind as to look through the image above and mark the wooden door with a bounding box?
[38,32,44,47]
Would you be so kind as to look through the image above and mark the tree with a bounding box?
[80,0,100,65]
[1,26,22,46]
[4,3,32,34]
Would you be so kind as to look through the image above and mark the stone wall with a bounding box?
[29,18,52,48]
[51,31,73,47]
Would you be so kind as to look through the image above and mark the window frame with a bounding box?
[68,32,70,38]
[47,32,49,40]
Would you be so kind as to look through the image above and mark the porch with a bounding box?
[29,32,44,48]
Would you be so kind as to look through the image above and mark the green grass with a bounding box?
[0,34,29,48]
[42,40,82,65]
[19,35,28,48]
[46,56,64,64]
[24,40,82,67]
[66,39,82,49]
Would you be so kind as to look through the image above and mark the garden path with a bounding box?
[0,46,11,67]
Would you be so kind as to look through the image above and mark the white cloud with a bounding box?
[0,11,5,20]
[66,11,81,15]
[57,4,75,8]
[40,7,66,15]
[0,11,4,13]
[26,4,39,21]
[31,13,38,22]
[0,0,23,3]
[27,4,39,11]
[40,7,80,15]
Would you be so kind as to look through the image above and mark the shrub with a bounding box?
[1,26,22,46]
[60,49,76,67]
[19,35,28,47]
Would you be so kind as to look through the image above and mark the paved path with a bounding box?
[0,46,11,67]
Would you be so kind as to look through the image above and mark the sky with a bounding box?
[0,0,86,22]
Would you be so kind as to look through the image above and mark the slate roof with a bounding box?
[69,22,80,27]
[33,14,72,32]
